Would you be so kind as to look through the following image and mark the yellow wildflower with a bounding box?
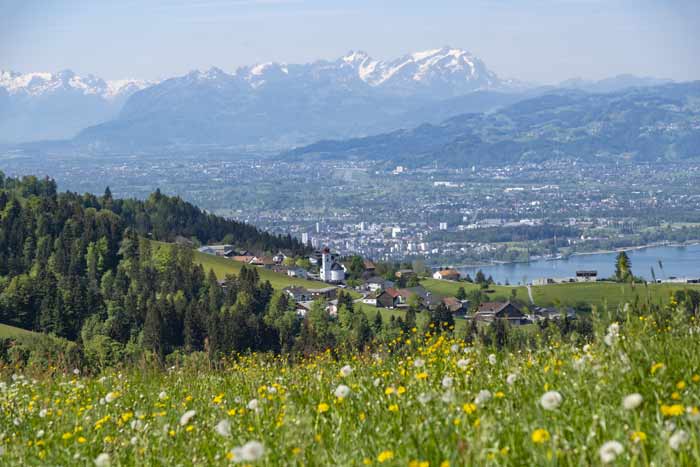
[462,403,477,414]
[317,402,330,413]
[377,451,394,463]
[660,404,684,416]
[388,404,399,412]
[531,428,550,444]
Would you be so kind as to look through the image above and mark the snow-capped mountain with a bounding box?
[338,47,503,95]
[0,69,151,100]
[0,69,154,143]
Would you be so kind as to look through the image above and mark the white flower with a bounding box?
[104,391,119,403]
[13,418,20,426]
[418,392,432,404]
[215,419,232,437]
[688,407,700,422]
[339,365,353,377]
[373,378,382,387]
[488,354,497,365]
[506,373,518,385]
[450,344,460,353]
[669,430,689,451]
[36,429,45,438]
[158,391,167,400]
[247,399,260,411]
[39,409,47,418]
[73,368,81,375]
[94,453,111,467]
[130,436,138,445]
[456,358,469,370]
[622,393,643,410]
[441,376,454,389]
[413,358,425,368]
[474,390,492,406]
[599,441,623,464]
[582,344,591,353]
[179,409,196,426]
[441,390,455,403]
[540,391,563,410]
[130,419,144,431]
[607,323,620,335]
[334,384,351,399]
[232,440,265,462]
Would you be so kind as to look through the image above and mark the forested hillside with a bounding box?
[0,173,320,364]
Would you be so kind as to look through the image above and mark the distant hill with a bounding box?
[286,81,700,167]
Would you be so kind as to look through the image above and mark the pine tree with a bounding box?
[142,300,162,358]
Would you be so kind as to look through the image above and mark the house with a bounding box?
[442,297,469,315]
[287,267,308,279]
[283,286,312,302]
[363,260,376,274]
[198,244,236,257]
[575,270,598,282]
[308,287,337,300]
[401,286,441,308]
[530,306,576,322]
[365,276,394,292]
[249,256,275,268]
[474,301,528,325]
[362,292,379,306]
[376,289,399,309]
[432,269,461,281]
[273,252,287,264]
[395,269,415,279]
[232,255,256,264]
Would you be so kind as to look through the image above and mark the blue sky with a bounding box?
[1,0,698,83]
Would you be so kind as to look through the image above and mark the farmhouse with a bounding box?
[432,269,461,281]
[376,289,400,309]
[474,301,528,325]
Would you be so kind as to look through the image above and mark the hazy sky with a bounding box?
[1,0,699,84]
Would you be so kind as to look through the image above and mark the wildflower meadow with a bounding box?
[1,307,699,466]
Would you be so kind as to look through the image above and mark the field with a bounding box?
[1,310,699,465]
[421,278,700,310]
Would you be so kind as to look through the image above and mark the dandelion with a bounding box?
[231,440,265,462]
[539,391,563,410]
[94,453,110,467]
[475,390,492,406]
[463,403,477,414]
[687,406,700,422]
[457,358,469,369]
[334,384,351,399]
[623,393,643,410]
[660,404,684,417]
[388,404,399,412]
[179,409,196,426]
[158,391,167,400]
[488,354,497,365]
[442,376,454,388]
[414,358,425,368]
[417,392,432,404]
[317,402,329,413]
[450,344,460,353]
[373,378,382,387]
[73,368,80,375]
[630,431,646,443]
[36,430,44,438]
[531,428,550,443]
[669,430,689,451]
[339,365,353,377]
[215,419,231,437]
[441,390,455,403]
[247,399,260,411]
[377,451,394,463]
[599,441,623,464]
[104,391,119,403]
[506,373,518,385]
[38,409,47,418]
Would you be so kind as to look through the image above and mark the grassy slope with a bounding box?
[0,323,39,339]
[421,278,700,310]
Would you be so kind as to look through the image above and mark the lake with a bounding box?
[457,244,700,285]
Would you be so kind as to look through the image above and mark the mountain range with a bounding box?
[0,47,689,158]
[288,81,700,166]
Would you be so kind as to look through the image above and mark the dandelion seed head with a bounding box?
[540,391,563,410]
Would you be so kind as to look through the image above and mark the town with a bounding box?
[4,152,699,268]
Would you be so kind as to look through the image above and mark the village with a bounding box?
[196,243,585,326]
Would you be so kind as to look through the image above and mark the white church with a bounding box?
[319,247,346,283]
